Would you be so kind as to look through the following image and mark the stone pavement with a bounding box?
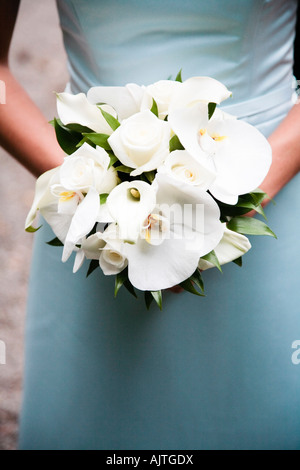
[0,0,68,450]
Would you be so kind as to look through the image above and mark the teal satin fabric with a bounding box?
[19,0,300,450]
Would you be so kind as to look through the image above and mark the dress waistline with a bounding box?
[221,83,296,120]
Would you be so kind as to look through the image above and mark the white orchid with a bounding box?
[56,92,117,134]
[108,110,171,176]
[124,173,224,291]
[168,76,232,111]
[168,103,272,204]
[87,83,145,122]
[140,80,182,119]
[25,167,60,231]
[198,226,252,270]
[157,149,216,191]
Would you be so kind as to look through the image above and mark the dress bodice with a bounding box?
[56,0,297,110]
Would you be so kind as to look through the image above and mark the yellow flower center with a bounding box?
[59,191,77,202]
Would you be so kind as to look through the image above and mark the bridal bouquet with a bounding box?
[26,72,275,309]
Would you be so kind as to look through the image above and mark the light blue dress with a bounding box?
[19,0,300,450]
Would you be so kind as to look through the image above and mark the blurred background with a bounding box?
[0,0,68,450]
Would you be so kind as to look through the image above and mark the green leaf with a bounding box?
[46,237,64,247]
[150,98,159,117]
[249,189,269,206]
[201,250,222,272]
[232,256,243,267]
[114,268,129,297]
[208,102,217,120]
[26,224,42,233]
[175,69,183,83]
[190,269,205,293]
[99,108,120,131]
[82,133,111,150]
[169,134,184,152]
[53,118,81,155]
[76,136,95,149]
[115,165,134,173]
[109,154,119,168]
[180,278,205,297]
[144,170,156,183]
[227,216,277,238]
[151,290,163,310]
[144,291,154,310]
[86,259,99,278]
[100,193,109,205]
[123,280,138,298]
[66,123,93,133]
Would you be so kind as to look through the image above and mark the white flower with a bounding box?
[80,233,103,261]
[81,224,128,275]
[25,167,60,231]
[55,142,118,194]
[106,180,156,244]
[158,149,216,191]
[198,226,252,270]
[100,224,128,275]
[62,187,100,262]
[168,103,272,204]
[108,110,171,176]
[169,76,232,111]
[87,83,145,121]
[56,92,117,134]
[124,173,224,291]
[140,80,182,119]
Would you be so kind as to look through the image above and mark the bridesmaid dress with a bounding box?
[19,0,300,450]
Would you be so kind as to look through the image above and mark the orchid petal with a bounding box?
[208,119,272,203]
[73,249,86,273]
[169,76,232,111]
[62,187,100,262]
[25,167,59,230]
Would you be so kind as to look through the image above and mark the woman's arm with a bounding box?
[0,0,64,177]
[261,103,300,201]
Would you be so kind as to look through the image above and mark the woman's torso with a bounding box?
[56,0,298,134]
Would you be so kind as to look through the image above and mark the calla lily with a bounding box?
[56,92,116,134]
[158,149,216,191]
[140,80,182,119]
[169,76,232,111]
[198,226,252,270]
[124,173,224,291]
[108,110,171,176]
[106,181,156,243]
[62,187,100,262]
[168,104,272,204]
[87,83,145,121]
